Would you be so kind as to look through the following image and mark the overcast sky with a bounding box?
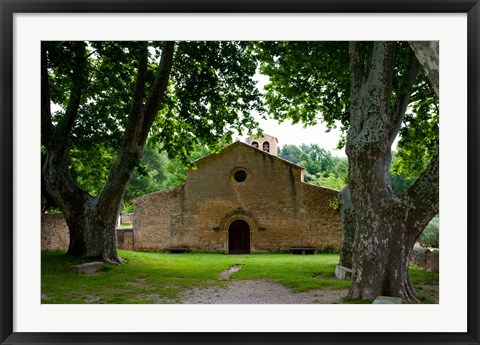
[240,115,346,157]
[238,73,347,157]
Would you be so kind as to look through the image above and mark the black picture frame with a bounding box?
[1,1,479,344]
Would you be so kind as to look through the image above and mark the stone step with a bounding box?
[70,262,104,275]
[372,296,403,304]
[335,265,352,280]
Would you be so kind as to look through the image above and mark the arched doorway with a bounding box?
[228,219,250,254]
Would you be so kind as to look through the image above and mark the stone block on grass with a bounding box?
[335,265,352,280]
[70,262,104,275]
[372,296,403,304]
[429,250,439,273]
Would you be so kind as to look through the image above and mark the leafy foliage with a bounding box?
[69,145,117,196]
[256,41,439,174]
[418,216,439,248]
[392,97,439,178]
[278,144,347,190]
[151,41,263,162]
[124,141,225,201]
[278,143,418,193]
[256,41,350,130]
[43,41,264,206]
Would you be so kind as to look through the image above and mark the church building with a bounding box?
[132,135,342,254]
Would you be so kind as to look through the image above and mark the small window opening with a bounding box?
[234,170,247,183]
[263,141,270,153]
[251,141,259,148]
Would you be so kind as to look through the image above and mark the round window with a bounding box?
[234,169,247,183]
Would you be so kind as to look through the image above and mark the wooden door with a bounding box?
[228,220,250,254]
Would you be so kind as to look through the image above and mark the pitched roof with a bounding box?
[246,133,279,143]
[192,141,304,170]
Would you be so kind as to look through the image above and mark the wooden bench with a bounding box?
[288,246,317,255]
[168,246,191,254]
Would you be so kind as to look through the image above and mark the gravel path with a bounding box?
[179,279,348,304]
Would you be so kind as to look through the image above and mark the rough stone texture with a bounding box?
[219,264,242,279]
[410,247,429,267]
[41,213,70,251]
[372,296,403,304]
[117,229,134,251]
[42,214,134,252]
[121,213,133,224]
[70,262,104,275]
[410,247,439,273]
[409,41,439,97]
[427,250,439,273]
[338,185,355,268]
[335,265,353,280]
[133,141,342,253]
[245,134,278,156]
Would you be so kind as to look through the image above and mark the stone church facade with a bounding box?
[132,136,342,253]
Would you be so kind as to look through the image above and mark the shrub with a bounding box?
[317,245,337,254]
[418,215,439,249]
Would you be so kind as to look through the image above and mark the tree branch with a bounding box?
[408,41,439,97]
[122,43,149,148]
[366,42,396,113]
[140,41,176,142]
[402,148,439,237]
[345,42,366,157]
[346,42,396,158]
[97,42,176,213]
[348,42,365,105]
[41,43,54,148]
[394,42,440,238]
[388,49,420,146]
[42,42,91,214]
[51,42,88,151]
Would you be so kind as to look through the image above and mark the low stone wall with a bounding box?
[41,213,70,251]
[41,213,134,252]
[117,228,134,250]
[410,247,439,273]
[121,213,133,225]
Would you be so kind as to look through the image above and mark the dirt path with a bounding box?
[177,265,438,304]
[179,279,348,304]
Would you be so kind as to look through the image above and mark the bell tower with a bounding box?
[245,134,278,156]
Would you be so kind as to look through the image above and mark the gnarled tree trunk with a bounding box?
[343,41,439,302]
[41,42,175,263]
[338,185,355,269]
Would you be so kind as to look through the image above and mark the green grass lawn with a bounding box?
[41,251,438,304]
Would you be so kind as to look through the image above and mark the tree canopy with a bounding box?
[45,41,263,167]
[255,41,438,177]
[41,41,264,262]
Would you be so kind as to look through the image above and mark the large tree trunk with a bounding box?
[41,42,175,263]
[343,41,439,302]
[63,202,121,262]
[338,185,355,268]
[42,136,125,263]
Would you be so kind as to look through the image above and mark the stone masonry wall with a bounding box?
[302,184,342,251]
[41,213,70,251]
[41,213,134,251]
[133,142,342,252]
[133,186,184,251]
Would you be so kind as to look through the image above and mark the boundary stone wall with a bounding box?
[41,213,134,251]
[410,247,439,273]
[41,213,70,251]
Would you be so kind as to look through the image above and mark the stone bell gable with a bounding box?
[245,133,279,156]
[132,141,342,253]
